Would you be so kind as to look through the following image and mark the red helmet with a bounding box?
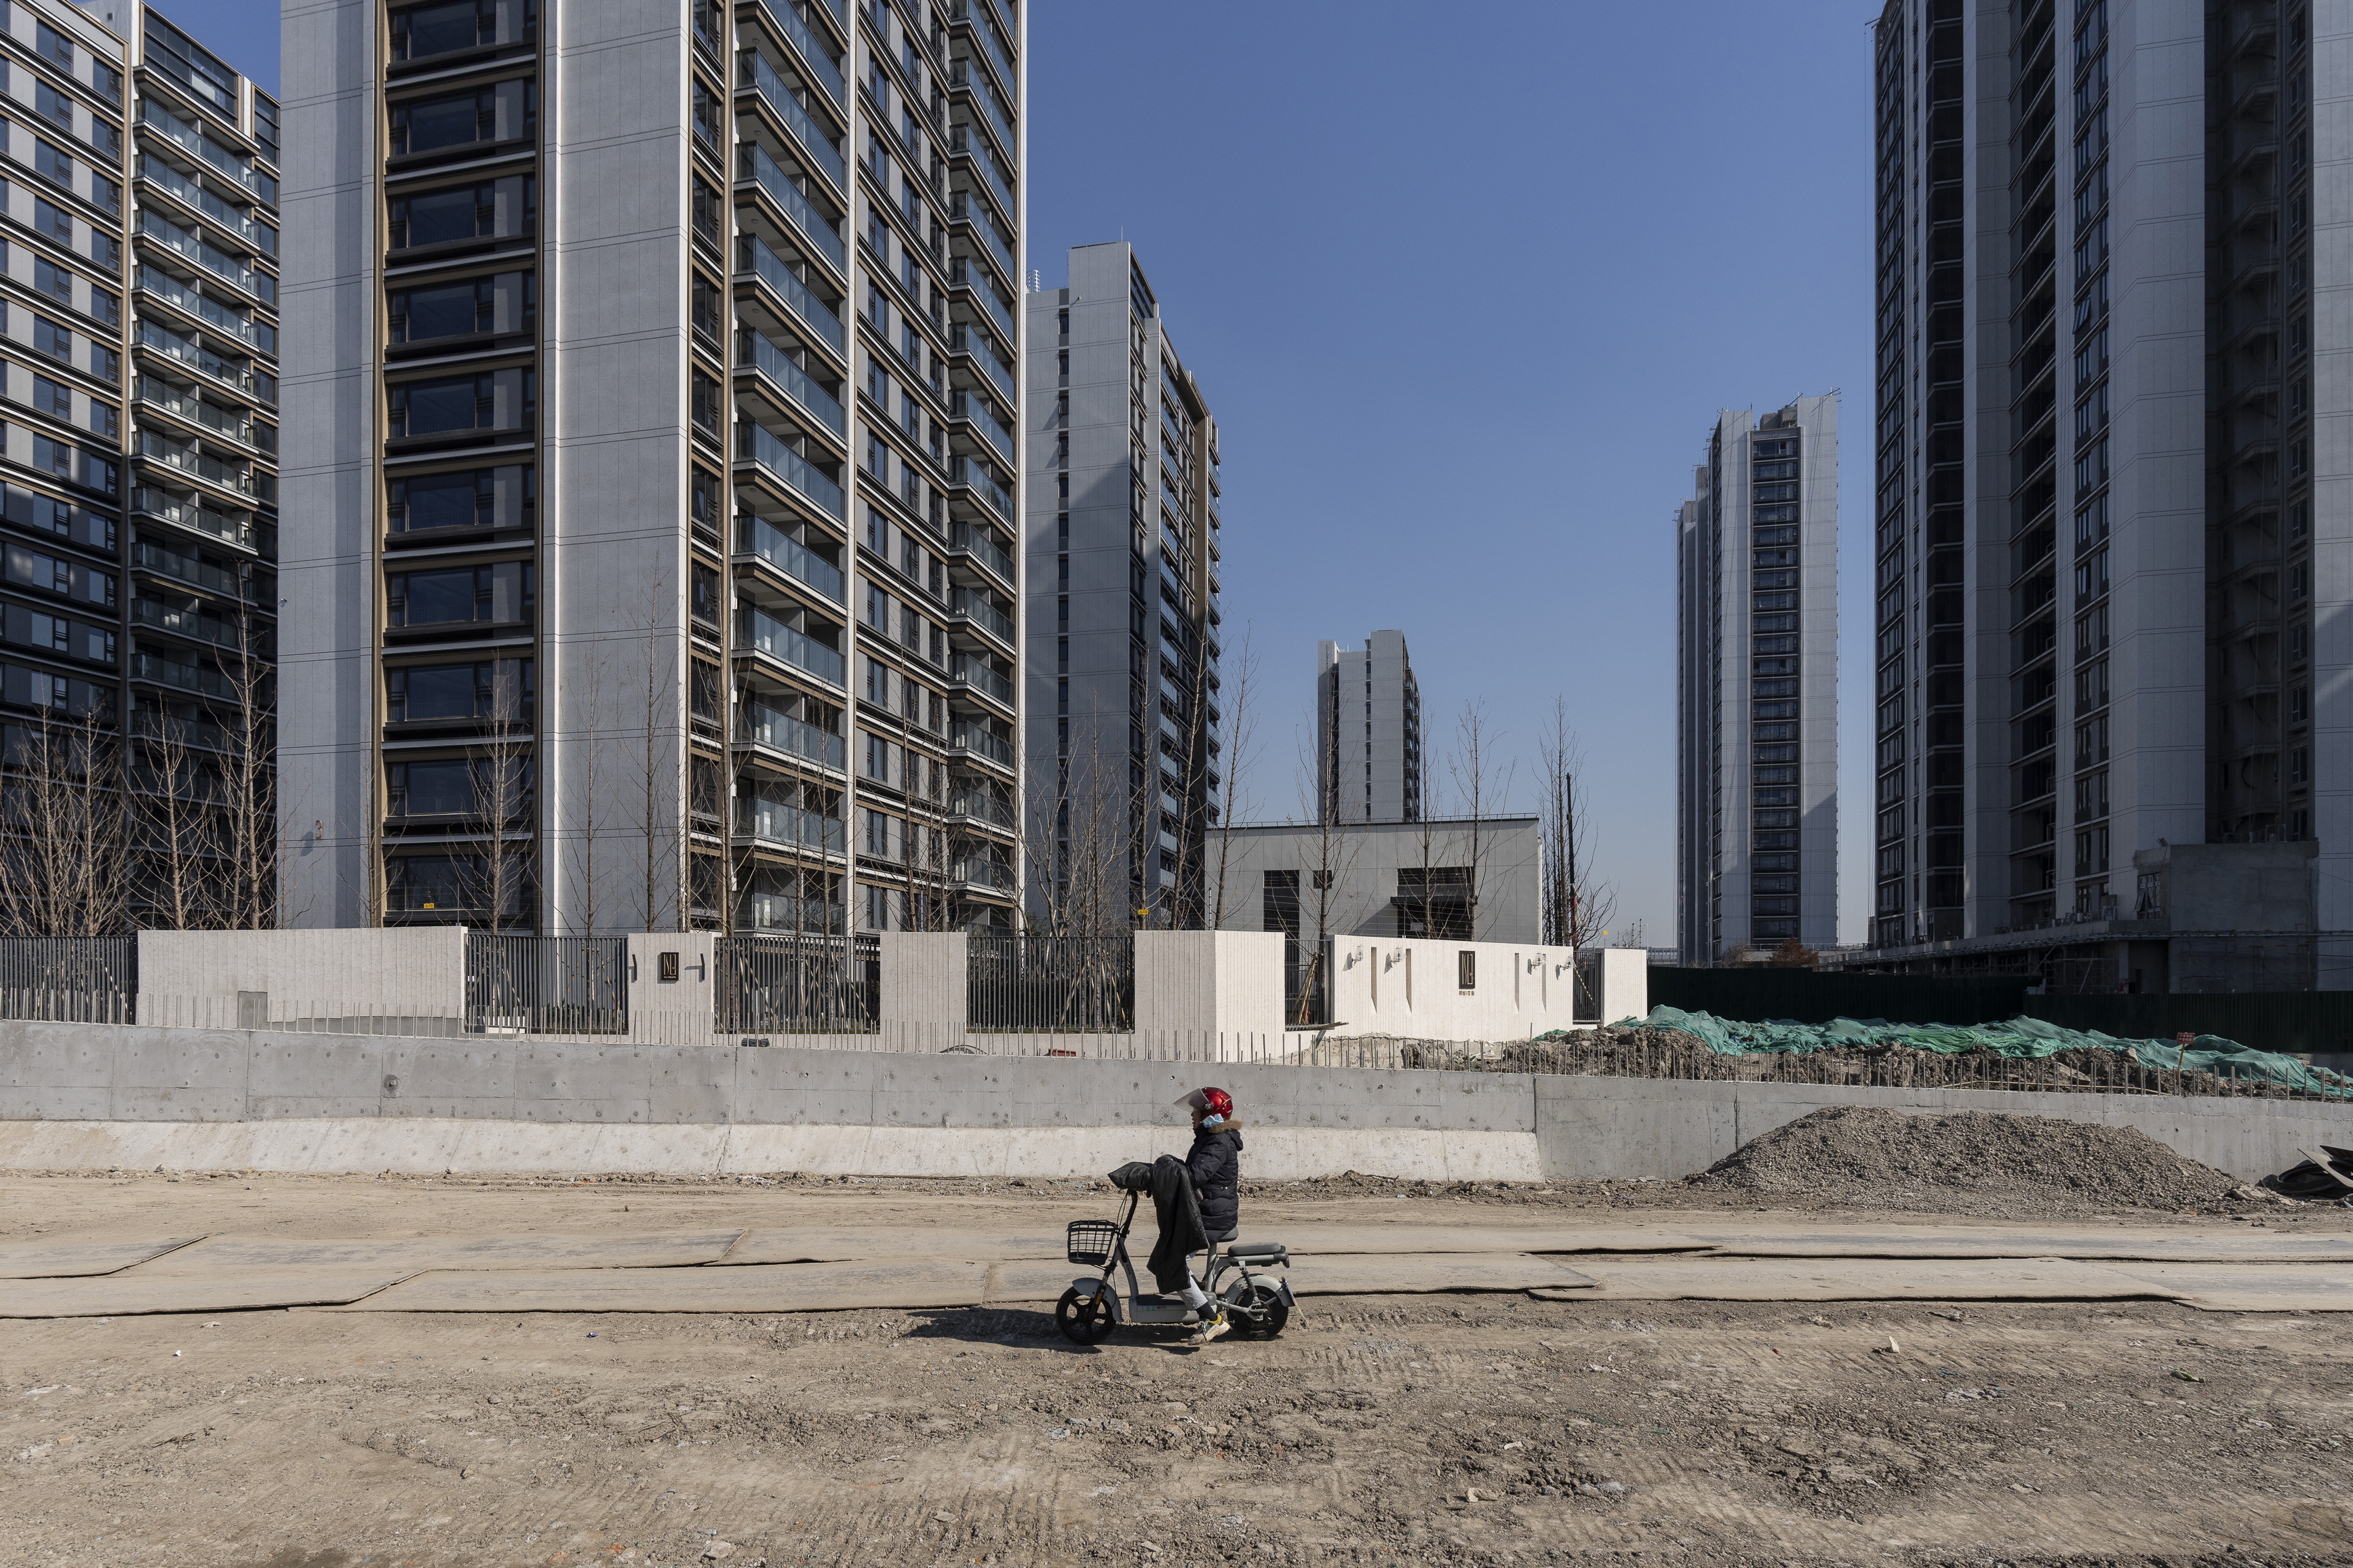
[1182,1087,1233,1121]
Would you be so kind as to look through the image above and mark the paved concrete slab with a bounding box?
[981,1254,1596,1304]
[126,1230,746,1275]
[1674,1222,2353,1264]
[0,1237,202,1278]
[0,1268,424,1317]
[2097,1262,2353,1312]
[1554,1255,2183,1304]
[719,1227,1061,1264]
[336,1260,991,1313]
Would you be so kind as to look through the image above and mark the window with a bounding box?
[388,368,533,437]
[390,276,498,341]
[33,81,71,131]
[391,81,535,157]
[29,373,67,419]
[388,759,477,816]
[33,316,71,362]
[32,140,73,191]
[31,196,70,246]
[35,20,72,68]
[387,562,531,627]
[385,658,532,722]
[253,92,279,164]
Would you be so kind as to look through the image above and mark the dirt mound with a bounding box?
[1688,1105,2242,1215]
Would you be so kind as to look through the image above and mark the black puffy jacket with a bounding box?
[1187,1123,1244,1241]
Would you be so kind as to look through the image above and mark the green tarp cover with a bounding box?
[1587,1006,2353,1100]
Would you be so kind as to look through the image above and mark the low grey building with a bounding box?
[1206,816,1541,946]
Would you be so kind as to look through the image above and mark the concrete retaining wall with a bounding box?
[0,1019,2345,1182]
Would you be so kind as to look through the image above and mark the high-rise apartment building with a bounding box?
[0,1,279,929]
[1024,242,1222,924]
[1674,399,1839,963]
[1866,1,2349,990]
[1315,630,1421,824]
[283,0,1024,936]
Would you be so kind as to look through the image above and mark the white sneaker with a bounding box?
[1188,1312,1229,1345]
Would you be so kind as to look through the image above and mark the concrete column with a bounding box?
[880,932,967,1043]
[628,932,715,1044]
[1134,931,1286,1045]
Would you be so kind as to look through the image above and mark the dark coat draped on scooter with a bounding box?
[1187,1123,1244,1241]
[1109,1154,1209,1294]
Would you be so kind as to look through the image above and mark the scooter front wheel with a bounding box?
[1055,1285,1117,1345]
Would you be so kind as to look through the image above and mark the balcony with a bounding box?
[130,595,254,653]
[948,584,1013,647]
[949,390,1012,466]
[949,62,1015,159]
[947,650,1012,707]
[136,265,262,348]
[739,233,845,355]
[738,511,845,603]
[947,521,1013,588]
[949,0,1017,103]
[740,142,845,273]
[949,719,1013,771]
[139,430,258,498]
[738,796,847,855]
[737,603,846,687]
[948,192,1016,287]
[739,700,847,770]
[134,484,253,551]
[947,454,1012,523]
[751,0,845,106]
[130,649,241,700]
[740,45,845,193]
[739,327,845,435]
[138,153,266,249]
[738,418,844,519]
[947,790,1014,832]
[137,211,271,305]
[139,379,260,450]
[949,323,1014,406]
[132,538,258,601]
[138,99,271,199]
[136,319,254,395]
[949,125,1016,223]
[950,856,1015,894]
[949,261,1018,353]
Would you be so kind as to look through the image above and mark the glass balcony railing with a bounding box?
[740,327,844,433]
[134,485,252,550]
[740,700,848,768]
[947,790,1015,830]
[133,539,253,599]
[951,63,1015,155]
[949,193,1015,283]
[739,418,845,518]
[947,651,1012,706]
[130,596,247,651]
[138,211,271,304]
[951,323,1014,405]
[738,795,847,853]
[132,650,237,700]
[140,100,271,199]
[139,380,256,447]
[743,892,848,933]
[948,456,1012,524]
[951,258,1018,346]
[739,512,845,603]
[139,429,255,496]
[138,154,261,245]
[136,319,254,393]
[948,521,1013,587]
[740,233,844,353]
[951,1,1017,101]
[754,0,845,105]
[742,142,844,270]
[950,125,1016,220]
[737,603,846,687]
[951,857,1015,893]
[742,47,845,192]
[137,265,262,348]
[949,721,1014,769]
[951,390,1012,466]
[948,584,1013,645]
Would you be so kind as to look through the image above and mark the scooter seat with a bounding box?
[1223,1242,1288,1260]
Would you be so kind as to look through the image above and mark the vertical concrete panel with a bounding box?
[879,933,968,1034]
[628,933,716,1043]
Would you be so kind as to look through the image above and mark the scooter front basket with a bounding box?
[1066,1219,1121,1267]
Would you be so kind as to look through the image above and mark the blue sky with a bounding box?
[201,0,1877,946]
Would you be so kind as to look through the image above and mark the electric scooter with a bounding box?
[1054,1188,1295,1344]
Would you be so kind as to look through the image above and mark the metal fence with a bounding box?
[717,932,877,1033]
[968,929,1132,1032]
[464,933,629,1034]
[0,936,136,1020]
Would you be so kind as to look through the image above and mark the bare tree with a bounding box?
[1537,697,1616,950]
[132,710,223,930]
[0,703,129,938]
[1206,628,1258,931]
[639,578,683,931]
[1023,705,1139,943]
[1288,717,1364,1025]
[216,603,277,929]
[1447,700,1517,944]
[473,665,533,933]
[561,647,608,935]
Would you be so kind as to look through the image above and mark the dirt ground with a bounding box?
[5,1173,2353,1568]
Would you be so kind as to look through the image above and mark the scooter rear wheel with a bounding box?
[1226,1280,1290,1340]
[1055,1285,1116,1345]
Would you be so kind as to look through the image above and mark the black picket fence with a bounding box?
[968,929,1132,1032]
[0,936,136,1019]
[717,932,877,1033]
[464,933,628,1034]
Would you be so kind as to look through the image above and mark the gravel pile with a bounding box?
[1687,1105,2245,1215]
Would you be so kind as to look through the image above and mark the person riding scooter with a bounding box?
[1175,1087,1243,1342]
